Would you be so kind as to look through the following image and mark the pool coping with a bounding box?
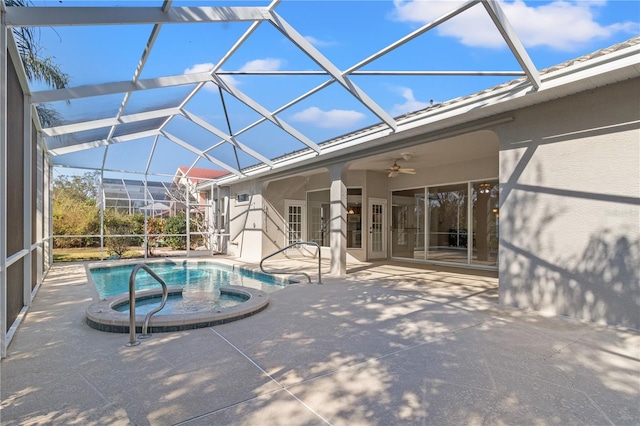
[86,285,270,333]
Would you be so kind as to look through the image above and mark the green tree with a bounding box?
[5,0,70,127]
[52,172,100,248]
[53,171,100,201]
[52,191,99,248]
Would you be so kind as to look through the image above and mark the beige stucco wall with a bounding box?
[227,180,264,262]
[497,77,640,329]
[223,76,639,329]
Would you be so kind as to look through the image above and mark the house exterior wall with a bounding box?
[230,136,500,265]
[227,180,264,262]
[497,77,640,329]
[212,75,638,330]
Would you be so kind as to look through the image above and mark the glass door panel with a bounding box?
[427,183,468,263]
[391,188,425,259]
[472,181,499,266]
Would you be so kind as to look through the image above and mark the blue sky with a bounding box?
[24,0,639,180]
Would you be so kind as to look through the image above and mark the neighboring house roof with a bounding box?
[175,167,229,184]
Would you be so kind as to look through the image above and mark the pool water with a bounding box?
[89,261,287,315]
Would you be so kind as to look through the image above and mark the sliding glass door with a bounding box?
[391,189,425,259]
[427,183,469,263]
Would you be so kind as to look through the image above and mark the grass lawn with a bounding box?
[53,247,144,262]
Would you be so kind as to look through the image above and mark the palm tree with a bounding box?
[5,0,69,127]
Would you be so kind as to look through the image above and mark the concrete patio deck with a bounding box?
[1,257,638,425]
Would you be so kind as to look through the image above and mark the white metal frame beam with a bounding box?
[160,131,243,176]
[1,2,8,359]
[48,129,159,155]
[269,11,398,132]
[482,0,540,89]
[180,108,274,167]
[210,72,321,154]
[15,0,543,187]
[41,107,180,137]
[4,6,270,27]
[31,72,212,103]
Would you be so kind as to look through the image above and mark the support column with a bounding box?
[328,163,347,276]
[22,92,31,307]
[35,132,43,286]
[1,9,8,358]
[185,183,190,257]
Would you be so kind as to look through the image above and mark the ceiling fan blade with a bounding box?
[398,168,415,173]
[388,171,399,178]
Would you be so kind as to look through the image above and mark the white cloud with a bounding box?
[290,107,366,129]
[184,62,240,89]
[392,0,638,51]
[184,58,285,91]
[305,35,337,47]
[184,63,214,74]
[390,87,430,116]
[239,58,284,72]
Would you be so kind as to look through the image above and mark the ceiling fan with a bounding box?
[387,160,416,178]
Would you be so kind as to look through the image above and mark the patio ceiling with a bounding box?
[4,0,540,183]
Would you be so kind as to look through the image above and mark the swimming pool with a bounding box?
[85,260,291,333]
[90,260,287,315]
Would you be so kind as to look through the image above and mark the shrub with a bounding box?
[164,214,187,250]
[104,211,135,256]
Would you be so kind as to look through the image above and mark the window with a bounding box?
[236,193,250,203]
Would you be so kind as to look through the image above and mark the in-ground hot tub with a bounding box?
[85,260,292,333]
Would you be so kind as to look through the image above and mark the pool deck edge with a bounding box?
[85,285,270,333]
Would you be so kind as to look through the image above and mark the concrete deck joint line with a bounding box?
[208,328,333,426]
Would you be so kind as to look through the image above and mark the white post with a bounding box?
[143,177,148,260]
[328,163,347,276]
[0,9,8,358]
[44,157,52,272]
[23,92,32,307]
[35,132,43,285]
[185,183,190,257]
[216,184,221,253]
[99,173,105,260]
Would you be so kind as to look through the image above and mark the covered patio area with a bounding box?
[1,258,637,425]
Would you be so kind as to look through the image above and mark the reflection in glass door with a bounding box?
[368,198,387,259]
[472,181,499,266]
[307,190,330,247]
[391,189,425,259]
[427,183,468,263]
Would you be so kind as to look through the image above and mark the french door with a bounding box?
[368,198,387,259]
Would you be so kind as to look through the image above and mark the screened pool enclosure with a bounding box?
[5,0,639,356]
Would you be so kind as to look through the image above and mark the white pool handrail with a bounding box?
[260,241,322,284]
[125,263,168,347]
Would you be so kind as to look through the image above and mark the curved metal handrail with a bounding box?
[125,263,168,347]
[260,241,322,284]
